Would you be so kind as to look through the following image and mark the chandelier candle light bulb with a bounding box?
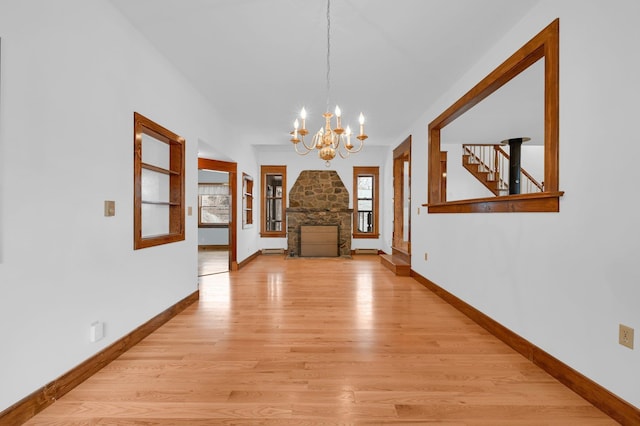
[300,108,308,135]
[335,106,342,132]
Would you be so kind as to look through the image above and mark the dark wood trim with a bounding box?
[198,158,238,271]
[393,135,412,158]
[439,151,447,197]
[242,173,254,227]
[237,249,261,270]
[0,291,199,426]
[410,270,640,425]
[260,165,287,238]
[428,19,561,213]
[425,191,564,213]
[351,233,380,239]
[393,136,411,253]
[352,166,380,239]
[134,112,186,249]
[198,244,229,250]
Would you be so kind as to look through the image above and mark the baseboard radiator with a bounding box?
[262,248,285,255]
[354,248,379,255]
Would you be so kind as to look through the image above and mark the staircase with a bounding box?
[462,144,543,196]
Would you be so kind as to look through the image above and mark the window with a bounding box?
[133,112,185,249]
[242,173,254,228]
[353,166,379,238]
[198,183,230,226]
[260,165,286,237]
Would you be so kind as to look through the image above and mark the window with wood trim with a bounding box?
[242,173,254,228]
[353,166,379,238]
[133,112,185,249]
[198,183,230,227]
[260,165,286,238]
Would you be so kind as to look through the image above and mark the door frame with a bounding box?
[392,136,411,258]
[198,157,238,271]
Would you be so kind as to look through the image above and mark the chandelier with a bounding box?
[289,0,368,166]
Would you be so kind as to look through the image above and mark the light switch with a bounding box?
[188,206,193,216]
[104,200,115,217]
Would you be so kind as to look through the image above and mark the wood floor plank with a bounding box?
[23,255,617,425]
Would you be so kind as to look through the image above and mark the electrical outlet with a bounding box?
[424,252,428,261]
[90,321,104,343]
[619,324,634,349]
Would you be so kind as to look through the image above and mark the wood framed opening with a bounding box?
[133,112,185,249]
[426,18,563,213]
[393,136,411,257]
[198,158,238,271]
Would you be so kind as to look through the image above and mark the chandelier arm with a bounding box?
[344,139,365,154]
[299,135,317,151]
[334,136,349,159]
[337,147,350,159]
[293,141,314,156]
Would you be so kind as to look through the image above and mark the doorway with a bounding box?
[198,158,238,272]
[198,169,229,275]
[392,136,411,262]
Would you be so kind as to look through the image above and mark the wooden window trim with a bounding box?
[353,166,380,239]
[242,173,254,228]
[198,183,230,228]
[425,18,563,213]
[134,112,185,249]
[260,165,287,238]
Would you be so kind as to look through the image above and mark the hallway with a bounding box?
[24,255,615,424]
[198,248,229,276]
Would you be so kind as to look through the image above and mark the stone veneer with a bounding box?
[287,170,352,257]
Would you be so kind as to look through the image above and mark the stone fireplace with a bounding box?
[286,170,352,257]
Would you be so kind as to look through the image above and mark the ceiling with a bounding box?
[108,0,541,155]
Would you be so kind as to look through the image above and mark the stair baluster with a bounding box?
[462,144,543,196]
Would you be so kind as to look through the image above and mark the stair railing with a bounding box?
[463,144,544,194]
[521,167,544,193]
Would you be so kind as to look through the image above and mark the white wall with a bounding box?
[254,144,392,253]
[408,0,640,408]
[0,0,240,411]
[198,228,229,246]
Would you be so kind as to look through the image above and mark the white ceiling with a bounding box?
[108,0,541,153]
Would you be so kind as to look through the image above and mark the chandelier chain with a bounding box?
[325,0,331,111]
[288,0,367,165]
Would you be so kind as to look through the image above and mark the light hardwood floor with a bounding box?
[24,255,616,425]
[198,249,229,276]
